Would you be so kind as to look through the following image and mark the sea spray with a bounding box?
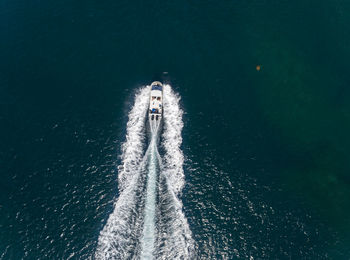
[118,87,151,192]
[140,121,161,259]
[95,87,150,259]
[95,84,195,259]
[155,85,195,258]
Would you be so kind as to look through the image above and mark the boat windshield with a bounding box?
[151,85,162,91]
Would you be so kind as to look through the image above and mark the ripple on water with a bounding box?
[183,149,337,259]
[1,107,120,259]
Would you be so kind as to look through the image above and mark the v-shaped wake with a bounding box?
[95,85,195,259]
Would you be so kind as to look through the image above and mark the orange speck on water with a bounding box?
[256,65,261,71]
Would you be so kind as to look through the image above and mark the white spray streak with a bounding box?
[95,84,195,260]
[95,86,150,260]
[156,85,195,259]
[140,122,160,260]
[118,86,151,192]
[162,85,185,195]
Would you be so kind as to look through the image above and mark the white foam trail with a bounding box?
[95,86,150,260]
[118,86,151,192]
[161,85,185,195]
[140,124,160,259]
[95,84,195,259]
[156,85,195,259]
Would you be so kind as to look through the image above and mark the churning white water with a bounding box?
[140,120,161,259]
[95,85,194,259]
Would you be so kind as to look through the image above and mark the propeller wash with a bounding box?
[95,84,195,259]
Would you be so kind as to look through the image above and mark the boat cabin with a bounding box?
[149,82,163,116]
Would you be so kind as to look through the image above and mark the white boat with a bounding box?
[149,81,163,121]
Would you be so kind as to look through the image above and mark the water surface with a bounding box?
[1,0,350,258]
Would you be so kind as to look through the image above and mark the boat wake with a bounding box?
[95,85,194,259]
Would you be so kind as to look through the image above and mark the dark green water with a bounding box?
[1,0,350,258]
